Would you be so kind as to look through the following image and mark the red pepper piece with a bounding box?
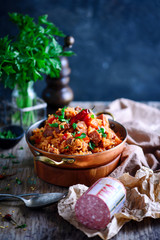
[70,109,89,125]
[48,115,58,124]
[75,133,82,138]
[62,133,68,140]
[83,135,90,143]
[83,114,91,125]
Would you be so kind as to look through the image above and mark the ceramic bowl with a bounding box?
[0,125,24,149]
[26,118,127,169]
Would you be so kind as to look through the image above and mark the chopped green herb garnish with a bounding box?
[0,130,17,139]
[72,132,76,137]
[8,153,16,159]
[18,146,23,150]
[0,153,16,159]
[91,114,95,119]
[72,123,77,130]
[58,106,70,123]
[75,133,86,139]
[58,115,70,123]
[58,115,64,121]
[15,224,27,229]
[60,125,65,129]
[64,146,69,149]
[12,160,20,164]
[2,166,8,170]
[89,141,96,150]
[16,178,22,184]
[97,127,107,138]
[49,123,59,127]
[61,106,67,114]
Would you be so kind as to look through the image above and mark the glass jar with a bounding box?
[11,81,37,129]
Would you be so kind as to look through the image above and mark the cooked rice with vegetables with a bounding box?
[30,106,122,155]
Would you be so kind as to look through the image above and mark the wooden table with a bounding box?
[0,101,160,240]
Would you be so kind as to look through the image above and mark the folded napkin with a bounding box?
[107,98,160,177]
[58,98,160,239]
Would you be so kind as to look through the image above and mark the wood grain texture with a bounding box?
[0,101,160,240]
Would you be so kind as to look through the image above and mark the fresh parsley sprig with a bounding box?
[0,13,74,92]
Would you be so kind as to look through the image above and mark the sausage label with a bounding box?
[85,177,126,217]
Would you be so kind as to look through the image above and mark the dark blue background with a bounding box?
[0,0,160,101]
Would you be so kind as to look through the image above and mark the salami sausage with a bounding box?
[75,177,126,230]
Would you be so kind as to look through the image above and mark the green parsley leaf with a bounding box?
[58,116,70,123]
[75,133,86,139]
[60,125,65,129]
[8,153,16,159]
[72,132,76,137]
[91,114,95,119]
[64,146,69,149]
[97,127,107,138]
[16,178,22,185]
[2,166,9,170]
[0,153,17,159]
[49,123,59,127]
[57,106,71,123]
[58,116,67,122]
[72,123,77,130]
[18,146,23,150]
[0,130,17,139]
[89,141,96,150]
[61,106,67,116]
[15,224,27,229]
[12,160,20,164]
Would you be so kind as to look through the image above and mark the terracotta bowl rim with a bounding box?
[26,118,128,157]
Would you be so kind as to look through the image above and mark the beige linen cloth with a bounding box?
[58,98,160,239]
